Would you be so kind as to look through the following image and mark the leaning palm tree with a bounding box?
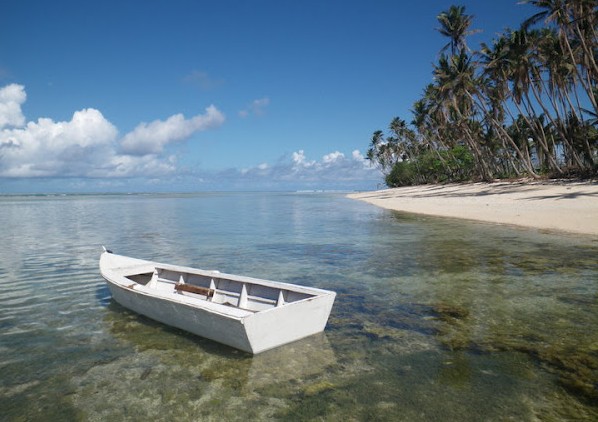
[479,36,539,177]
[535,27,593,169]
[435,6,495,180]
[502,26,564,173]
[389,117,420,160]
[436,5,480,55]
[368,1,596,187]
[433,51,495,180]
[521,0,597,113]
[367,130,392,172]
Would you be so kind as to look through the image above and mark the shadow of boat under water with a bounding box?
[102,299,337,386]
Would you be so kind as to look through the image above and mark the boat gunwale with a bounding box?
[102,253,334,296]
[102,274,249,320]
[100,252,336,320]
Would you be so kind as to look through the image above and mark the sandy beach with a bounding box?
[348,181,598,236]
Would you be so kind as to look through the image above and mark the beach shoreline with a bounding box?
[348,180,598,236]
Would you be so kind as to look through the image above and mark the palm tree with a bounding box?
[417,84,454,150]
[367,130,392,171]
[389,117,419,160]
[507,115,538,169]
[535,27,592,169]
[522,0,597,113]
[499,26,564,173]
[433,50,495,180]
[434,6,496,180]
[436,5,480,55]
[368,1,596,188]
[478,36,536,176]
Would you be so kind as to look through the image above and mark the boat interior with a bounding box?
[125,267,314,312]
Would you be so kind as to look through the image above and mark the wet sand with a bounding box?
[348,181,598,236]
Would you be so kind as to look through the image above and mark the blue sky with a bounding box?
[0,0,535,192]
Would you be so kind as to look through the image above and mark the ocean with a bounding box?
[1,192,597,420]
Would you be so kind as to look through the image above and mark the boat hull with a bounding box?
[100,251,336,354]
[107,281,253,351]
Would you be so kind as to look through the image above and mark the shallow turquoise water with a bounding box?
[0,192,597,421]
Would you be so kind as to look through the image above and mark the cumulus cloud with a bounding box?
[352,149,365,160]
[218,149,381,190]
[120,106,224,155]
[239,97,270,118]
[0,84,381,191]
[322,151,344,164]
[292,150,316,167]
[0,107,118,177]
[0,84,224,178]
[0,84,26,128]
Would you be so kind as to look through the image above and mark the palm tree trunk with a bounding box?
[514,94,562,173]
[560,31,598,113]
[529,72,586,169]
[467,89,535,177]
[490,116,539,177]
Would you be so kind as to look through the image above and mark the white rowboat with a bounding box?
[99,249,336,354]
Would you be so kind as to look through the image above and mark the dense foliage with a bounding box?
[367,1,598,187]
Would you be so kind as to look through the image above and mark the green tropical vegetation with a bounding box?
[367,1,598,187]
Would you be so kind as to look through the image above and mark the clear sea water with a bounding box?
[0,192,597,421]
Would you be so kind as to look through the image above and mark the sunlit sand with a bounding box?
[349,181,598,236]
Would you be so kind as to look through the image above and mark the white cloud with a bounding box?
[102,154,178,178]
[322,151,344,164]
[292,150,316,167]
[120,106,225,155]
[218,149,381,190]
[0,84,224,178]
[352,149,365,160]
[239,97,270,118]
[0,84,26,128]
[0,107,118,177]
[0,84,381,191]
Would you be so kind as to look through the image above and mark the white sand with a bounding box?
[348,181,598,236]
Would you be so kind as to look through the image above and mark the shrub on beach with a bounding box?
[385,147,475,187]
